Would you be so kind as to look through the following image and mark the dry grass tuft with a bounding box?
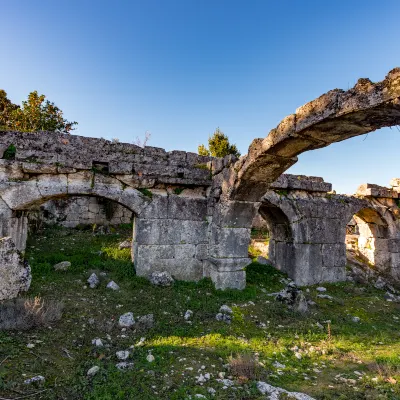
[0,296,63,331]
[368,362,399,384]
[228,353,258,382]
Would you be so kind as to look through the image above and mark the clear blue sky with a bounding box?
[2,0,399,194]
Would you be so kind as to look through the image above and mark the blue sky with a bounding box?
[2,0,399,194]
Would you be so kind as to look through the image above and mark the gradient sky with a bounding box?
[2,0,399,194]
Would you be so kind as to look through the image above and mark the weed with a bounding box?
[138,188,153,198]
[228,353,258,381]
[2,144,16,160]
[0,296,63,331]
[173,187,184,195]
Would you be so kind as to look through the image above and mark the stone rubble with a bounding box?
[53,261,71,271]
[149,271,174,287]
[87,273,99,289]
[118,312,135,328]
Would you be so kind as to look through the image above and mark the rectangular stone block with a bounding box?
[388,239,400,253]
[175,244,196,259]
[292,243,323,286]
[167,196,207,221]
[139,195,168,219]
[195,244,209,259]
[210,268,246,290]
[209,226,250,258]
[213,201,257,228]
[180,220,208,244]
[321,243,347,268]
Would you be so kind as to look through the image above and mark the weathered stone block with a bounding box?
[321,243,347,268]
[37,174,68,199]
[0,180,41,210]
[22,163,57,174]
[213,201,257,228]
[0,237,31,300]
[209,226,250,258]
[167,196,207,221]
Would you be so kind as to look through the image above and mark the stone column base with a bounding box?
[205,257,250,290]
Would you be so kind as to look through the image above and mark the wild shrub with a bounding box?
[228,353,258,381]
[0,296,63,331]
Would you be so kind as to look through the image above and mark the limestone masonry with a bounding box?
[0,67,400,298]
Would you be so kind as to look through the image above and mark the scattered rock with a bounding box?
[87,273,99,289]
[116,362,134,371]
[256,256,268,265]
[316,287,327,292]
[119,312,135,328]
[293,292,309,314]
[106,281,120,291]
[149,271,174,287]
[137,314,154,329]
[87,366,100,377]
[92,338,103,347]
[26,343,35,349]
[118,240,131,249]
[116,350,130,360]
[384,291,400,302]
[184,310,193,320]
[317,294,333,300]
[146,352,155,362]
[53,261,71,271]
[257,381,315,399]
[352,316,361,323]
[219,305,233,314]
[215,313,232,324]
[276,282,300,305]
[24,375,45,385]
[273,361,286,369]
[374,276,387,290]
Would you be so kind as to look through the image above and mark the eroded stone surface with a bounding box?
[0,237,31,300]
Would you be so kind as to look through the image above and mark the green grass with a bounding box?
[0,226,399,399]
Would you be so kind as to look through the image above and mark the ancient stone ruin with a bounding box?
[0,67,399,299]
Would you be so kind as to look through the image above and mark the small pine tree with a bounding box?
[198,128,240,158]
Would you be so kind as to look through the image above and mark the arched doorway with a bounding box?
[346,207,392,273]
[257,198,294,275]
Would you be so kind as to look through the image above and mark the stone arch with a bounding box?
[346,204,397,275]
[230,68,400,201]
[257,196,294,275]
[0,173,151,251]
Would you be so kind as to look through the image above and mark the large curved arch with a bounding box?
[231,68,400,200]
[0,171,150,215]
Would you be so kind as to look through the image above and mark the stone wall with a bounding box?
[1,67,400,298]
[38,196,133,228]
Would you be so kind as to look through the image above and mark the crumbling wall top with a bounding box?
[270,174,332,192]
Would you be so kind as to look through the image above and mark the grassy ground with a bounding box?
[0,225,399,399]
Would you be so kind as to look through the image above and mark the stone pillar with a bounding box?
[133,192,208,282]
[206,200,257,290]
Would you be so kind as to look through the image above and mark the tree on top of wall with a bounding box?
[0,90,77,133]
[198,127,241,158]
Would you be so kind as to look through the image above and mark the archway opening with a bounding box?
[346,208,390,273]
[253,199,294,274]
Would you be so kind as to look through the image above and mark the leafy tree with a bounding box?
[0,90,77,133]
[0,90,19,130]
[198,127,240,158]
